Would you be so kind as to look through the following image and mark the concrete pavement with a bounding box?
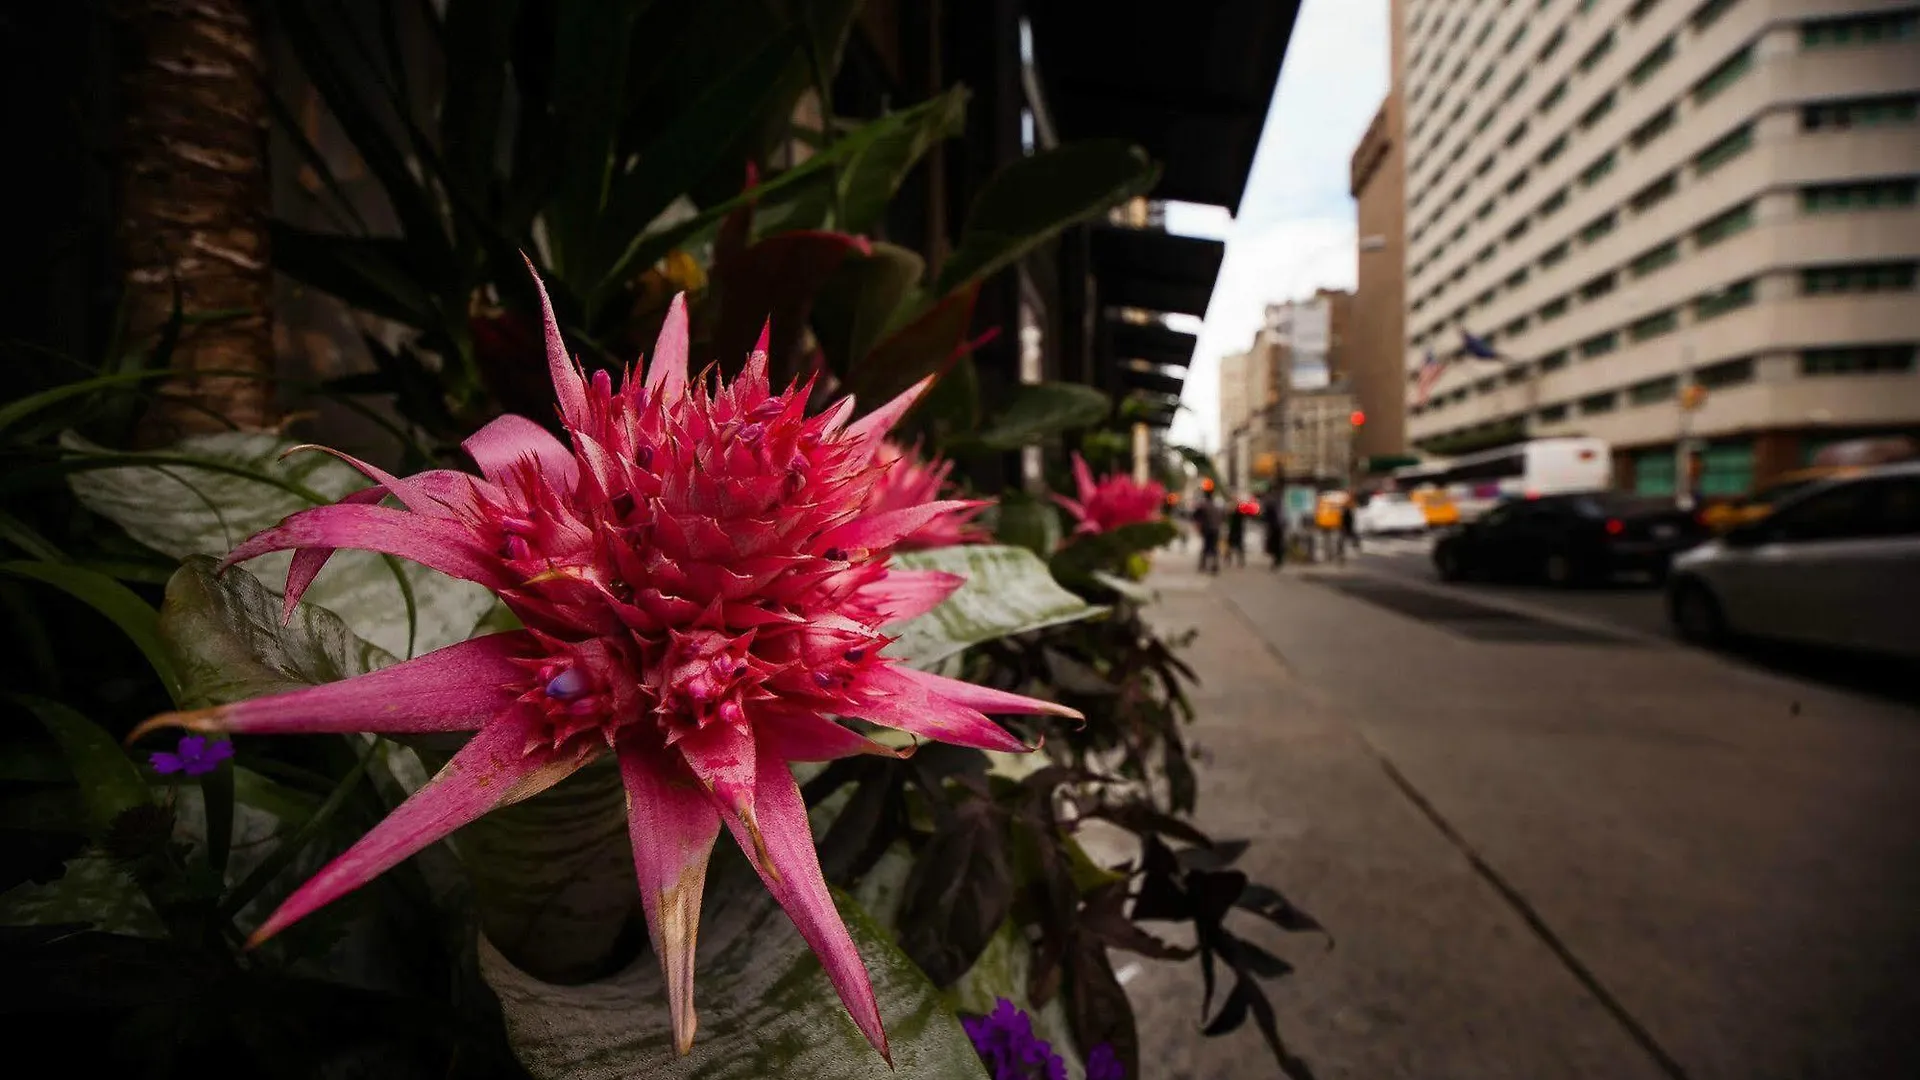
[1118,556,1920,1080]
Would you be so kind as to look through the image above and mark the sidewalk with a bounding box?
[1118,559,1920,1080]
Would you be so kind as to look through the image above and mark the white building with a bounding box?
[1399,0,1920,494]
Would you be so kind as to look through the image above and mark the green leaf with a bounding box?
[990,491,1063,560]
[0,854,168,938]
[65,432,496,658]
[1049,521,1179,588]
[6,695,152,835]
[809,243,926,377]
[945,920,1084,1077]
[837,91,968,233]
[0,561,180,701]
[842,283,981,411]
[482,869,989,1080]
[963,383,1111,451]
[269,225,440,329]
[1089,570,1156,605]
[935,141,1160,295]
[886,545,1105,669]
[158,557,395,710]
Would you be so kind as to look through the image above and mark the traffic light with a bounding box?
[1349,409,1367,427]
[1199,477,1215,492]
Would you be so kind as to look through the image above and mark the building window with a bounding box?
[1800,262,1919,295]
[1630,240,1680,277]
[1696,356,1755,388]
[1693,278,1756,319]
[1801,178,1919,212]
[1540,242,1571,269]
[1693,201,1755,247]
[1802,11,1919,48]
[1802,95,1920,131]
[1539,187,1569,217]
[1540,295,1570,320]
[1691,0,1738,32]
[1629,375,1679,404]
[1579,390,1618,414]
[1628,0,1664,26]
[1505,217,1532,243]
[1634,448,1677,496]
[1505,168,1532,196]
[1505,120,1530,149]
[1504,315,1533,337]
[1629,173,1678,214]
[1474,110,1496,136]
[1580,331,1620,359]
[1475,286,1498,308]
[1579,271,1618,301]
[1693,123,1753,174]
[1578,30,1616,73]
[1541,78,1568,113]
[1539,133,1569,165]
[1629,309,1680,342]
[1505,23,1529,54]
[1692,45,1753,105]
[1539,349,1571,372]
[1799,345,1917,375]
[1504,71,1531,104]
[1629,37,1676,87]
[1538,403,1570,424]
[1630,106,1676,150]
[1698,442,1755,497]
[1505,266,1532,290]
[1474,63,1497,93]
[1579,212,1618,246]
[1539,27,1567,64]
[1578,91,1617,131]
[1475,199,1497,222]
[1579,150,1617,188]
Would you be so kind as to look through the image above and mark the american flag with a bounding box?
[1415,348,1447,406]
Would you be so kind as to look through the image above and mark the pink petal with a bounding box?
[248,711,601,946]
[844,665,1032,753]
[282,445,438,516]
[1071,452,1097,502]
[644,292,690,405]
[129,632,535,743]
[283,485,387,619]
[856,569,965,624]
[845,374,934,445]
[722,752,889,1062]
[676,718,756,824]
[222,504,506,592]
[889,664,1082,720]
[464,413,581,491]
[619,744,723,1056]
[524,253,589,430]
[816,501,985,555]
[758,710,913,762]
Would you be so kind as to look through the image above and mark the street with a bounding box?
[1120,545,1920,1080]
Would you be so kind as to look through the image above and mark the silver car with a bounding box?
[1667,462,1920,658]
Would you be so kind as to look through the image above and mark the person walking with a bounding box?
[1260,488,1287,570]
[1225,496,1248,569]
[1193,493,1222,575]
[1336,492,1359,565]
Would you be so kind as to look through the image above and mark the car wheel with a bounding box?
[1435,544,1466,582]
[1669,579,1726,647]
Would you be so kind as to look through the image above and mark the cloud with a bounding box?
[1162,0,1389,451]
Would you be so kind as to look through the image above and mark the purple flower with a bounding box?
[1087,1043,1126,1080]
[149,735,233,776]
[962,999,1067,1080]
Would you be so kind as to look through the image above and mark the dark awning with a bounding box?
[1027,2,1301,213]
[1108,320,1198,370]
[1090,227,1224,317]
[1118,365,1185,399]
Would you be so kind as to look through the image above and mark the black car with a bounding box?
[1432,491,1709,587]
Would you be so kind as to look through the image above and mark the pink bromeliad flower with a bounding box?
[132,262,1078,1061]
[1052,453,1167,536]
[865,441,991,551]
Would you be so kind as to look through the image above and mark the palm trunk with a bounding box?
[117,0,274,441]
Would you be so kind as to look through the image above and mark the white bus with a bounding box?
[1394,438,1613,520]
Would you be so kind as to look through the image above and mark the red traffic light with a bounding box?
[1200,477,1215,492]
[1349,410,1367,427]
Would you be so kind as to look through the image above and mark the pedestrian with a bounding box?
[1260,488,1287,570]
[1337,493,1358,564]
[1193,493,1222,575]
[1225,497,1248,568]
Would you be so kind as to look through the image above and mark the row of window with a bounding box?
[1417,345,1917,440]
[1408,7,1915,302]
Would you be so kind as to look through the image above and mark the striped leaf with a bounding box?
[885,545,1104,670]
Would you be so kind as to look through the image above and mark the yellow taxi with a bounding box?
[1408,486,1460,527]
[1312,491,1350,530]
[1698,466,1863,533]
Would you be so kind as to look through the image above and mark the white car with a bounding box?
[1354,491,1430,537]
[1667,463,1920,658]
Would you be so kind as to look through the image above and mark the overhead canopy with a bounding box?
[1027,1,1301,213]
[1109,320,1198,370]
[1089,228,1224,318]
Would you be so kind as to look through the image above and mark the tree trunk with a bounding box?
[117,0,274,441]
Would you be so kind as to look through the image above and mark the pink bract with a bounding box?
[866,441,992,551]
[1052,453,1167,535]
[133,260,1079,1061]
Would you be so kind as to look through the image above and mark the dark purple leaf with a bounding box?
[897,795,1012,987]
[1235,882,1329,941]
[1064,931,1140,1080]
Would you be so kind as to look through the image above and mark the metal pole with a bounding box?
[1675,343,1697,510]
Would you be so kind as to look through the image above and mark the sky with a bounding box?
[1163,0,1391,451]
